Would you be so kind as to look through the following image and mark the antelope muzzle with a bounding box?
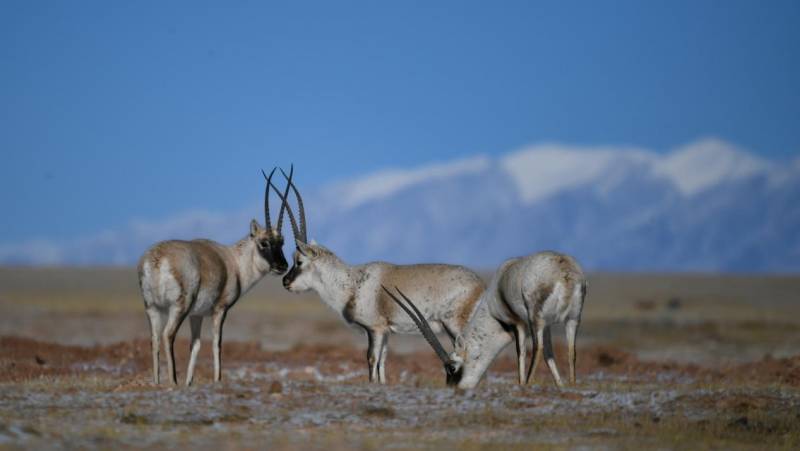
[282,264,298,289]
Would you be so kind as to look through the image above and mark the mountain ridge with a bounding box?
[2,138,798,272]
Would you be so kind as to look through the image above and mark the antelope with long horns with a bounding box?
[138,168,293,385]
[269,170,485,384]
[384,251,586,389]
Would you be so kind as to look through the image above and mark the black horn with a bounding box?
[522,289,537,385]
[381,286,451,365]
[275,164,294,234]
[267,173,303,244]
[280,167,307,243]
[260,167,277,229]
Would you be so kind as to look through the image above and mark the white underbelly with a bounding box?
[390,320,443,335]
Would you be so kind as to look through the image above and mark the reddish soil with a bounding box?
[2,335,798,388]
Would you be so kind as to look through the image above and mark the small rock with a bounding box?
[666,297,682,310]
[729,416,749,428]
[597,352,616,367]
[268,381,282,395]
[34,355,46,365]
[362,405,396,419]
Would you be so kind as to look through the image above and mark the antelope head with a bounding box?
[266,166,331,292]
[252,167,290,275]
[381,286,467,387]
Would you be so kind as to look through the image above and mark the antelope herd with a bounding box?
[138,166,586,389]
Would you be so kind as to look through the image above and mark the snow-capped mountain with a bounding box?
[2,138,798,272]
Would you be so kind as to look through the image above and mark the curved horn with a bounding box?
[521,289,537,385]
[381,285,451,364]
[268,177,303,244]
[279,167,307,243]
[276,164,294,233]
[260,168,277,229]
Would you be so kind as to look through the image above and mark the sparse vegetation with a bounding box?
[1,268,799,448]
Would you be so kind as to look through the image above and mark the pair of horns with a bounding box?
[261,167,289,232]
[262,165,308,244]
[381,286,451,365]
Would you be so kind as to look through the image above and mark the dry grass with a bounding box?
[1,267,799,449]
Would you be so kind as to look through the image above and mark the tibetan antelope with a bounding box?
[384,251,586,389]
[268,170,485,384]
[138,168,292,386]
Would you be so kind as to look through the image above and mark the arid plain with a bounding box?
[1,267,799,449]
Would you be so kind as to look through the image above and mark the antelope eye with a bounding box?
[260,240,270,248]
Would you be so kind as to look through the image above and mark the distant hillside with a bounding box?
[2,138,798,272]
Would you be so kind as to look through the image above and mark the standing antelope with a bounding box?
[138,168,292,386]
[269,170,485,384]
[384,251,586,389]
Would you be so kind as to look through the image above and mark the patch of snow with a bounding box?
[329,155,491,209]
[500,143,655,204]
[654,137,771,195]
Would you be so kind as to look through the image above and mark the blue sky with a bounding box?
[1,0,799,243]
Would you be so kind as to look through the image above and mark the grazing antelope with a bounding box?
[138,168,292,386]
[269,170,485,384]
[384,251,586,389]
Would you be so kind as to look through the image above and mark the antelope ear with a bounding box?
[296,241,316,258]
[250,219,260,237]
